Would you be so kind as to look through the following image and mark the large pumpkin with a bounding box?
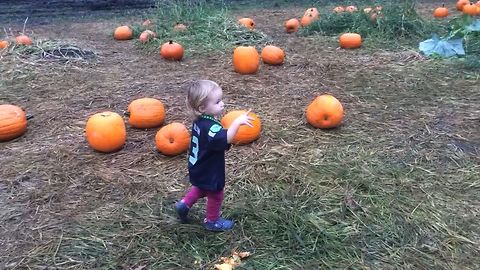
[160,40,184,60]
[221,110,261,145]
[0,104,28,142]
[127,98,165,128]
[155,122,191,156]
[462,3,477,15]
[284,18,300,33]
[233,46,260,74]
[85,111,126,153]
[15,35,32,45]
[114,26,133,40]
[238,18,255,30]
[261,45,285,65]
[339,33,362,49]
[306,95,344,129]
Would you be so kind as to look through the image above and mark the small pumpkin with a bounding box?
[173,23,187,32]
[114,26,133,40]
[155,122,191,156]
[233,46,260,74]
[127,98,165,128]
[333,6,345,13]
[15,35,32,45]
[434,4,449,18]
[363,7,373,13]
[139,30,157,43]
[142,19,152,26]
[160,40,184,61]
[0,104,28,142]
[221,110,261,145]
[284,18,300,33]
[339,33,362,49]
[345,5,358,13]
[0,40,9,49]
[261,45,285,65]
[304,7,319,19]
[85,111,126,153]
[456,0,469,10]
[463,3,477,15]
[306,95,344,129]
[238,18,255,30]
[300,13,315,27]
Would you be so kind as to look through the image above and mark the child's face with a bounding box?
[201,87,224,117]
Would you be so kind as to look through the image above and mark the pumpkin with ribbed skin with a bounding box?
[261,45,285,65]
[155,122,191,156]
[284,18,300,33]
[85,111,126,153]
[114,26,133,40]
[233,46,259,74]
[15,35,32,45]
[306,95,344,129]
[127,98,165,128]
[339,33,362,49]
[434,4,449,18]
[221,110,261,145]
[160,40,184,60]
[0,40,9,49]
[0,104,28,142]
[238,18,255,30]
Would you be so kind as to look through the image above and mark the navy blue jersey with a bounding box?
[188,115,231,191]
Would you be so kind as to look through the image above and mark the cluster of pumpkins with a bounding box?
[0,34,34,50]
[0,93,343,155]
[434,1,480,17]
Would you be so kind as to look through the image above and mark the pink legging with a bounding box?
[182,186,224,222]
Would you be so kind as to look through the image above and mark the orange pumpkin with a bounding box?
[139,30,157,43]
[345,6,358,13]
[284,18,300,33]
[85,111,126,153]
[434,4,449,17]
[333,6,345,13]
[160,40,184,61]
[238,18,255,30]
[15,35,32,45]
[127,98,165,128]
[300,13,315,27]
[339,33,362,49]
[233,46,260,74]
[114,26,133,40]
[221,110,261,145]
[304,7,319,19]
[155,122,191,156]
[463,3,477,15]
[0,104,28,142]
[261,45,285,65]
[0,40,9,49]
[306,95,344,129]
[173,23,187,32]
[456,0,469,10]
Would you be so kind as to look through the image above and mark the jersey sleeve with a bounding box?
[206,123,230,151]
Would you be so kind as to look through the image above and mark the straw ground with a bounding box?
[1,1,479,269]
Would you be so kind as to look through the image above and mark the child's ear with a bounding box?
[198,105,206,113]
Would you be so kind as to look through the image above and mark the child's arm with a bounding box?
[227,109,253,143]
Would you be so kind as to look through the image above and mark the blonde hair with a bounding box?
[187,80,221,117]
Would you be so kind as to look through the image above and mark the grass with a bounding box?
[133,0,272,55]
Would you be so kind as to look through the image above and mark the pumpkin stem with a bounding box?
[26,114,34,120]
[169,40,173,44]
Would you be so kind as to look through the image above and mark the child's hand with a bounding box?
[234,109,254,127]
